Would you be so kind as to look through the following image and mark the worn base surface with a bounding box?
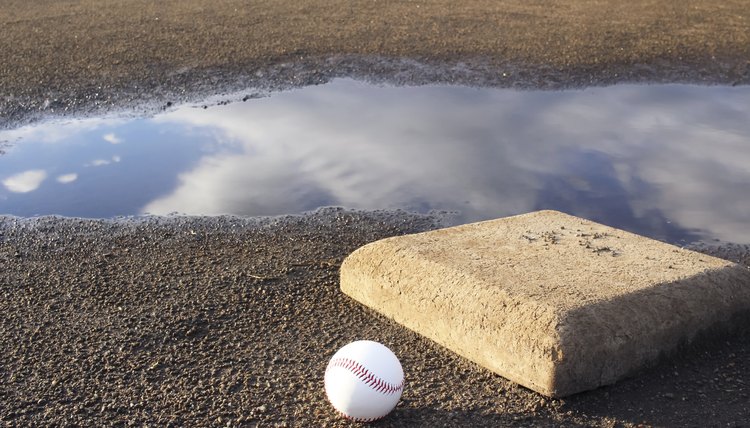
[340,210,750,397]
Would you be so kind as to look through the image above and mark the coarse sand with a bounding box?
[1,1,750,426]
[1,0,749,127]
[1,210,749,426]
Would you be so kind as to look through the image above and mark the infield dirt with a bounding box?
[1,0,749,126]
[1,1,749,426]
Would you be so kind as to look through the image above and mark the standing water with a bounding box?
[1,79,749,244]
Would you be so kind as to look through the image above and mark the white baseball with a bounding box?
[324,340,405,422]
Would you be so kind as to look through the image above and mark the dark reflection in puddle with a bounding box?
[1,80,749,244]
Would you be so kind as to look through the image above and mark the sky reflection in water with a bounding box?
[1,79,749,244]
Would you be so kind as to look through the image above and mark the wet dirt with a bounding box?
[2,0,749,128]
[2,2,750,426]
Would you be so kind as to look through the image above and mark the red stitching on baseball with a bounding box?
[336,408,383,423]
[326,357,404,395]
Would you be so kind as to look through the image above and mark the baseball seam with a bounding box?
[326,357,404,395]
[335,408,382,423]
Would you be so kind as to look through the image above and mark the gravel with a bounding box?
[2,0,750,128]
[2,1,750,425]
[1,209,748,426]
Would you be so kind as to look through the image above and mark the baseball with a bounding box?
[324,340,404,422]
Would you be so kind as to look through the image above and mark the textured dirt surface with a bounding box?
[2,1,750,426]
[2,0,750,127]
[1,210,749,427]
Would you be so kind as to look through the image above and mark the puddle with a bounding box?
[1,79,749,244]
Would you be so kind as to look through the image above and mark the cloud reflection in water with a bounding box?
[147,80,750,243]
[1,79,748,244]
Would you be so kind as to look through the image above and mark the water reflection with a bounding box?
[1,80,749,244]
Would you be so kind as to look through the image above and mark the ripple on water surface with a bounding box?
[1,79,749,245]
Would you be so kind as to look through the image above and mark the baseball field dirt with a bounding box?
[1,0,749,426]
[1,0,749,127]
[1,212,749,426]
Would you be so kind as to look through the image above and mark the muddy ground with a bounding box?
[1,1,750,426]
[1,0,749,127]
